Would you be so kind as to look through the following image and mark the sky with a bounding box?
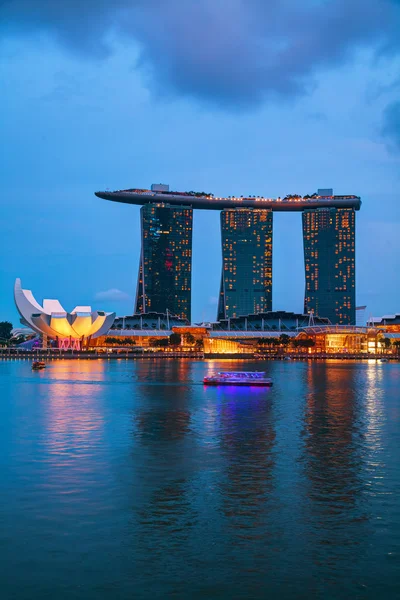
[1,0,400,325]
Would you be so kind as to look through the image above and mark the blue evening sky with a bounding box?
[1,1,400,324]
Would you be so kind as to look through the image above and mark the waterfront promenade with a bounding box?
[1,348,399,361]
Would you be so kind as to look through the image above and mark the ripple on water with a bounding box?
[0,359,399,599]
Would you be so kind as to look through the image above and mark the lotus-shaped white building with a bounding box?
[14,279,115,349]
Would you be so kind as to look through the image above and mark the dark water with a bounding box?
[0,359,399,599]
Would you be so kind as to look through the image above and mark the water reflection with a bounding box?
[302,364,363,509]
[35,361,109,517]
[301,363,369,588]
[133,360,191,442]
[132,358,192,384]
[2,360,399,599]
[42,361,106,455]
[217,388,276,540]
[364,364,385,454]
[132,361,196,566]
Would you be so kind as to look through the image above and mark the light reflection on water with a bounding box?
[0,359,399,599]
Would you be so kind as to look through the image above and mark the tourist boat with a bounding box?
[203,371,272,386]
[32,361,46,370]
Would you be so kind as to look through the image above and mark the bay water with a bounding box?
[0,359,399,599]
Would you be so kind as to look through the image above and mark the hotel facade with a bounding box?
[303,200,356,324]
[218,208,273,320]
[135,203,193,322]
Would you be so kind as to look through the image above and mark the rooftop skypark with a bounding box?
[95,185,361,212]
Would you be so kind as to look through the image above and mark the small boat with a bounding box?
[203,371,272,387]
[32,361,46,370]
[379,358,389,363]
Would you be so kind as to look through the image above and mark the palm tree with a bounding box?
[195,339,204,350]
[184,333,195,345]
[169,333,181,346]
[0,321,13,342]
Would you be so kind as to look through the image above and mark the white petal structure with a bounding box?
[14,278,115,342]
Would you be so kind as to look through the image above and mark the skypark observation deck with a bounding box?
[95,189,361,211]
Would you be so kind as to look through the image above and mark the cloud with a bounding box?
[1,1,400,108]
[95,288,131,302]
[382,101,400,151]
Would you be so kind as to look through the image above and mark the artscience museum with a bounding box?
[14,279,115,350]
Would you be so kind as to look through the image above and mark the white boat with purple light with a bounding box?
[203,371,273,387]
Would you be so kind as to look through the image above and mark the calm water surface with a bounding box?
[0,359,399,599]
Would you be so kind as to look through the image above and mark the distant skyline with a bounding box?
[1,1,400,325]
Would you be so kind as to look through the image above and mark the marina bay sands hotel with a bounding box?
[95,185,361,325]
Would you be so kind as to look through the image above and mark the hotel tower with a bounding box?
[135,203,193,321]
[302,189,356,324]
[218,208,273,320]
